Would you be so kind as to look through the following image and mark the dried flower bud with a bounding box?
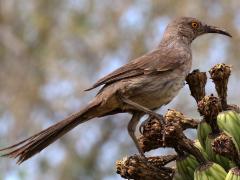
[186,69,207,103]
[209,64,231,110]
[212,132,240,165]
[165,109,198,129]
[197,95,222,119]
[116,155,175,180]
[198,95,222,134]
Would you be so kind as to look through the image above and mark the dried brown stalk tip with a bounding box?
[138,117,163,152]
[165,109,199,130]
[212,132,240,166]
[116,155,175,180]
[186,69,207,103]
[197,95,222,134]
[209,63,231,110]
[197,95,222,119]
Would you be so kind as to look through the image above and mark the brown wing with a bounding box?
[85,48,187,91]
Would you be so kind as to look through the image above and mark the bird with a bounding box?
[0,17,231,164]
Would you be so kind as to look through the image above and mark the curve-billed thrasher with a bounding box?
[0,17,231,163]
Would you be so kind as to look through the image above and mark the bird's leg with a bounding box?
[128,113,145,157]
[128,113,164,171]
[117,95,167,170]
[119,96,166,146]
[120,96,165,126]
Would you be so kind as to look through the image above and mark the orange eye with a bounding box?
[191,22,199,29]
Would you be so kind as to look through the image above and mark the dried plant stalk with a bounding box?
[209,64,231,110]
[138,109,206,163]
[186,69,207,103]
[197,95,222,134]
[116,155,176,180]
[212,132,240,166]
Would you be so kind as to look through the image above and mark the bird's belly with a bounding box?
[124,74,185,110]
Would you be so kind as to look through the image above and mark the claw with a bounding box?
[139,117,151,134]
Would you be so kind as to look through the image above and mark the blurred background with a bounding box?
[0,0,240,179]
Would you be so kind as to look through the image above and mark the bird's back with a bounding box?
[93,43,192,111]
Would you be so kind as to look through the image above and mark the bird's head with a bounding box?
[163,17,231,45]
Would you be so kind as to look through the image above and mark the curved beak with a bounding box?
[205,25,232,37]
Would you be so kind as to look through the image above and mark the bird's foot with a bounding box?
[139,117,151,134]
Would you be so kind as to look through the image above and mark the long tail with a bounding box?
[0,101,102,164]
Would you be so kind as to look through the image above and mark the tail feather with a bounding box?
[0,103,100,164]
